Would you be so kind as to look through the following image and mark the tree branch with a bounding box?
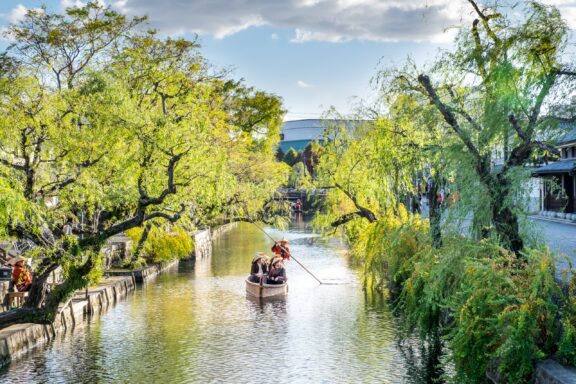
[334,182,377,223]
[417,74,482,162]
[330,212,363,227]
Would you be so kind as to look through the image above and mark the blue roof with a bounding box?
[558,120,576,146]
[533,159,576,175]
[280,140,312,153]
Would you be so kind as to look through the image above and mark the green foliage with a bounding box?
[143,226,194,264]
[356,209,576,383]
[352,204,429,292]
[0,1,287,315]
[125,227,143,243]
[558,276,576,366]
[86,252,105,286]
[282,148,300,166]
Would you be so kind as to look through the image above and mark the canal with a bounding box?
[0,223,427,383]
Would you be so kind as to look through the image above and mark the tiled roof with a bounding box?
[558,120,576,146]
[532,159,576,175]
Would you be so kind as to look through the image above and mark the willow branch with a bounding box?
[417,74,482,163]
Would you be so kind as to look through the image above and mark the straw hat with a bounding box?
[9,256,27,266]
[279,237,289,243]
[253,253,267,262]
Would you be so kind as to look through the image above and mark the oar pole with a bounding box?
[289,254,323,284]
[250,221,324,285]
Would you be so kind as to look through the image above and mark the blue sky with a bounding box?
[1,0,575,120]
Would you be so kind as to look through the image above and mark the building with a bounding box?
[533,119,576,219]
[279,119,358,153]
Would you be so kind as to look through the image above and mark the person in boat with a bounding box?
[249,253,269,283]
[11,257,33,292]
[271,238,291,261]
[266,258,287,285]
[293,199,303,212]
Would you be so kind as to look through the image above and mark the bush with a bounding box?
[282,147,299,166]
[353,209,576,383]
[143,226,194,263]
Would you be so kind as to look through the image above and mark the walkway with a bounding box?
[529,216,576,275]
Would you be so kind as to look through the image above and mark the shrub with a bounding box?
[353,208,576,383]
[143,226,194,263]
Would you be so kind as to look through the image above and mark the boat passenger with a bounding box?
[267,258,287,285]
[249,253,269,283]
[11,258,33,292]
[271,238,291,261]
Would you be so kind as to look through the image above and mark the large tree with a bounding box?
[0,2,286,325]
[380,0,576,253]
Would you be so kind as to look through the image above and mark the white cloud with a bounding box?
[52,0,576,43]
[60,0,87,9]
[271,32,279,40]
[297,80,313,88]
[99,0,472,43]
[291,29,349,43]
[213,15,267,39]
[7,4,45,24]
[8,5,29,24]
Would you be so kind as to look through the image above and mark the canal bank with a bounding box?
[0,223,415,383]
[0,274,137,368]
[0,224,233,369]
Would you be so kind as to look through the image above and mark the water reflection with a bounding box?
[0,222,440,383]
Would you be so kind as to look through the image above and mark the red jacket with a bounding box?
[12,264,32,292]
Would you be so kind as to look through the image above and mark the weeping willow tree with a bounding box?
[313,104,428,238]
[378,0,576,254]
[0,2,287,325]
[311,1,576,382]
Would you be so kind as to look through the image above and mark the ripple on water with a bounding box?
[0,224,412,384]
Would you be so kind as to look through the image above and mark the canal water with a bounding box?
[0,223,429,384]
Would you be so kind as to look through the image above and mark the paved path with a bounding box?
[529,216,576,276]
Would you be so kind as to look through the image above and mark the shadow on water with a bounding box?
[365,288,446,384]
[0,220,447,384]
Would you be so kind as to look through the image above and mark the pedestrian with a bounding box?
[11,257,33,292]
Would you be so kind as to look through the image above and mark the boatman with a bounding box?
[271,238,291,261]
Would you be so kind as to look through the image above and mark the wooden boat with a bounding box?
[245,278,288,298]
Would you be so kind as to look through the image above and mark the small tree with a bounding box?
[282,147,300,166]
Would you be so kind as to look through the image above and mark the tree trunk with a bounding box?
[132,223,152,261]
[492,204,523,254]
[23,275,50,309]
[428,175,442,248]
[492,176,524,255]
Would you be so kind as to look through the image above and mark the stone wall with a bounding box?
[0,275,136,368]
[106,259,179,283]
[102,234,133,268]
[193,229,212,260]
[535,360,576,384]
[211,222,239,239]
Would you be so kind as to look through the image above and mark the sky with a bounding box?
[0,0,575,121]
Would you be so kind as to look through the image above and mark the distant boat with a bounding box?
[245,279,288,298]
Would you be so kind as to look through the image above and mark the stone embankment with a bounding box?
[0,223,233,369]
[0,258,181,368]
[0,275,136,368]
[106,259,179,283]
